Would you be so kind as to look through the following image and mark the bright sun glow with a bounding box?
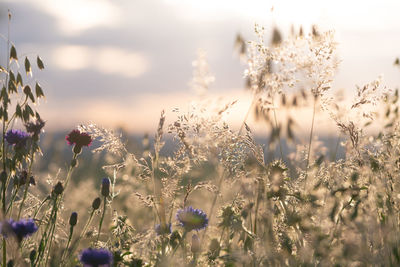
[15,0,121,35]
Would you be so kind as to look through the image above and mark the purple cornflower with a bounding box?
[5,129,29,148]
[155,223,172,235]
[1,218,38,242]
[66,129,92,147]
[176,206,208,232]
[25,118,45,137]
[79,248,113,267]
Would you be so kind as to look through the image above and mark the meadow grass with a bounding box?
[0,13,400,267]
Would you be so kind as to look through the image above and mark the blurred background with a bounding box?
[0,0,399,135]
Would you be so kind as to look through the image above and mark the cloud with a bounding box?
[52,45,150,78]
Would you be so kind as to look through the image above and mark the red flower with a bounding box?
[66,129,92,147]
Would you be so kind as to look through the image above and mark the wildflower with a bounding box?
[155,223,172,235]
[1,218,38,242]
[66,129,92,148]
[79,248,113,267]
[5,129,29,148]
[176,206,208,232]
[25,118,45,136]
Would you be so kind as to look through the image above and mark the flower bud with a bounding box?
[101,178,110,197]
[29,250,36,263]
[69,212,78,226]
[191,234,201,253]
[92,197,101,210]
[73,145,82,155]
[53,182,64,195]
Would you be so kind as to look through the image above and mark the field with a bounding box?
[1,12,400,267]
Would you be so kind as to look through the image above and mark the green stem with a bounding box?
[96,196,107,242]
[33,196,50,220]
[6,186,19,215]
[34,197,58,267]
[67,209,95,261]
[60,226,74,264]
[44,214,57,267]
[17,148,35,219]
[64,153,77,190]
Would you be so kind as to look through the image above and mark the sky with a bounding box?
[0,0,399,134]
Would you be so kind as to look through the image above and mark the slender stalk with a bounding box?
[6,186,19,215]
[17,148,35,219]
[304,96,317,184]
[44,213,58,267]
[332,134,341,162]
[33,196,50,220]
[253,179,263,235]
[96,196,107,242]
[201,170,225,241]
[271,99,284,160]
[34,197,58,266]
[64,153,77,190]
[67,209,95,261]
[239,93,258,135]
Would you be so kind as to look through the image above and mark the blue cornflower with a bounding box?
[5,129,30,148]
[155,223,172,235]
[176,206,208,232]
[1,218,38,242]
[79,248,113,267]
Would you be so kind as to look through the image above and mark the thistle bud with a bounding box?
[29,250,36,263]
[73,145,82,155]
[92,197,101,210]
[53,182,64,195]
[69,212,78,226]
[191,234,201,253]
[101,178,110,197]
